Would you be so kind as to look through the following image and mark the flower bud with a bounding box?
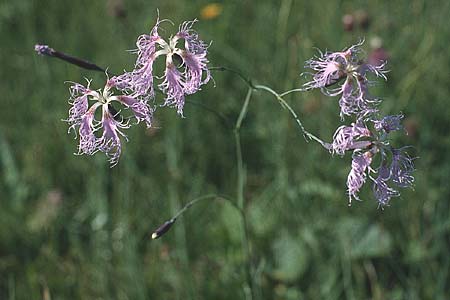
[151,218,176,239]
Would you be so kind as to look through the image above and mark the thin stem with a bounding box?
[172,194,240,220]
[234,87,255,300]
[235,88,253,137]
[254,84,331,150]
[278,96,331,149]
[252,85,282,103]
[211,66,330,151]
[240,205,254,300]
[279,88,308,97]
[209,66,255,89]
[151,194,241,239]
[234,87,252,217]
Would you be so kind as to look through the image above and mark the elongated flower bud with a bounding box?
[151,218,176,239]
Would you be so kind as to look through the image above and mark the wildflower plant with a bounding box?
[35,12,416,299]
[35,18,415,205]
[304,42,415,207]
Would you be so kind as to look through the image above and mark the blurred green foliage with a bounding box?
[1,0,450,299]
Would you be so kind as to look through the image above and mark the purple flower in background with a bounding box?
[372,176,400,207]
[347,151,373,205]
[368,37,389,68]
[369,156,398,207]
[368,147,415,208]
[374,114,404,133]
[113,18,211,116]
[368,47,389,67]
[66,80,153,166]
[390,147,415,188]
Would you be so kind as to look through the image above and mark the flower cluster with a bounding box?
[303,40,387,120]
[340,116,415,207]
[39,17,211,166]
[112,19,211,116]
[66,79,153,166]
[304,42,415,208]
[35,16,416,208]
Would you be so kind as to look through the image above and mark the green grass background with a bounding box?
[1,0,449,299]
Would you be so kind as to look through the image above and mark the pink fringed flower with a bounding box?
[334,115,416,207]
[331,121,371,155]
[304,41,387,119]
[97,108,130,166]
[338,75,380,119]
[304,41,414,208]
[112,18,211,116]
[347,151,373,205]
[66,80,153,166]
[303,42,361,92]
[76,103,101,155]
[158,64,186,114]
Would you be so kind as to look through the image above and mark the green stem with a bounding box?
[279,88,307,97]
[172,194,241,220]
[253,84,331,150]
[151,194,243,240]
[211,66,330,150]
[234,87,255,300]
[209,66,255,89]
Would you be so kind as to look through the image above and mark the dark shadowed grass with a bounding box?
[1,0,450,299]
